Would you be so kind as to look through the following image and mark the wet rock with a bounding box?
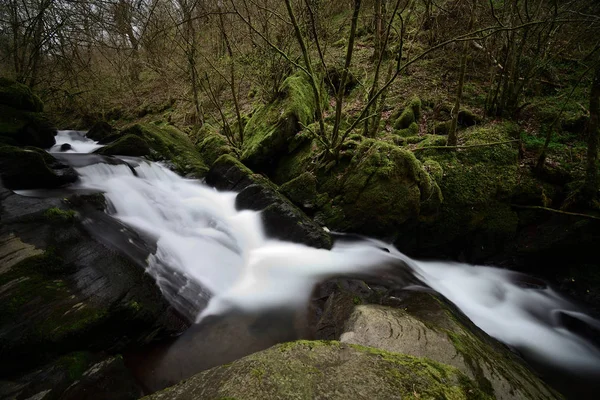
[143,341,490,400]
[0,146,77,189]
[0,352,142,400]
[60,143,72,151]
[206,155,332,249]
[0,184,186,376]
[95,134,151,157]
[86,121,116,142]
[317,290,559,400]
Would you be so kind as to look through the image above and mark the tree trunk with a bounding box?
[331,0,362,148]
[447,1,475,147]
[583,64,600,200]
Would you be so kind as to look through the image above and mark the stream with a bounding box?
[39,131,600,397]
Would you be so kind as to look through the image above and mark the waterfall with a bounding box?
[54,130,600,376]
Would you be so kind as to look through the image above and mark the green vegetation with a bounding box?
[120,123,208,177]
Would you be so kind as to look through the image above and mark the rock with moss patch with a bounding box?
[0,145,77,189]
[96,134,151,157]
[117,123,208,177]
[144,340,491,400]
[393,97,421,130]
[0,104,56,148]
[86,121,117,142]
[0,184,186,375]
[242,72,319,171]
[195,125,233,167]
[334,296,558,400]
[206,155,331,249]
[394,122,419,137]
[279,172,318,209]
[0,77,43,112]
[406,122,520,260]
[318,139,442,236]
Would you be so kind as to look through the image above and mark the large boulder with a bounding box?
[0,77,43,112]
[144,341,491,400]
[0,185,185,376]
[96,134,151,157]
[114,123,208,178]
[0,78,55,148]
[206,155,331,249]
[313,280,559,400]
[0,353,142,400]
[86,121,117,142]
[194,124,233,168]
[407,121,520,260]
[241,72,319,171]
[318,139,442,236]
[0,145,77,189]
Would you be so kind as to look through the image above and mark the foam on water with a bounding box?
[50,130,104,153]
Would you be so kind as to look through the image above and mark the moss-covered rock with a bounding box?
[393,97,421,130]
[394,121,419,137]
[118,123,208,177]
[0,104,56,148]
[279,172,318,209]
[242,72,319,171]
[0,196,184,376]
[195,125,233,167]
[86,121,116,142]
[207,155,331,249]
[318,139,442,235]
[0,145,77,189]
[144,340,491,400]
[0,77,43,112]
[319,292,559,400]
[406,122,520,260]
[96,134,151,157]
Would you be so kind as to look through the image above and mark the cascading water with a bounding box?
[52,131,600,394]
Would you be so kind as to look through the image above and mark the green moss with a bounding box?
[434,120,452,135]
[0,104,56,148]
[242,72,320,170]
[409,97,422,121]
[0,77,43,112]
[413,122,520,250]
[58,351,94,381]
[0,146,64,189]
[320,139,442,234]
[423,159,443,183]
[394,107,416,130]
[44,207,76,223]
[395,122,419,137]
[96,134,151,157]
[196,130,233,166]
[120,123,208,177]
[279,172,318,208]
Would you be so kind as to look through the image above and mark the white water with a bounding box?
[49,130,104,153]
[56,131,600,376]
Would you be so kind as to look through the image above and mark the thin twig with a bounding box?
[510,205,600,221]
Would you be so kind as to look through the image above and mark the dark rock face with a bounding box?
[60,143,72,151]
[206,155,332,249]
[0,78,57,148]
[0,184,186,378]
[95,134,151,157]
[0,352,142,400]
[0,146,77,189]
[86,121,116,142]
[0,78,43,112]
